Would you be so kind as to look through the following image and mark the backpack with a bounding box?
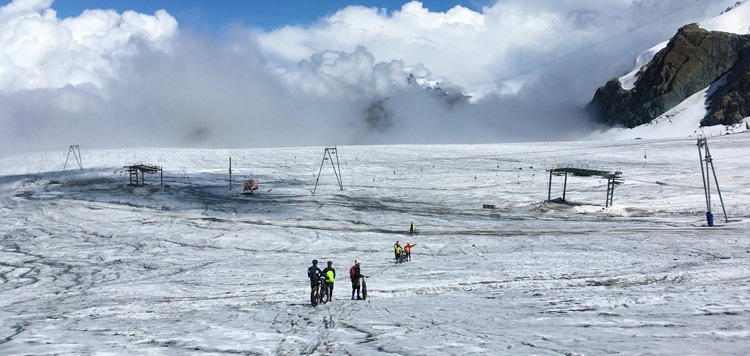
[349,266,356,278]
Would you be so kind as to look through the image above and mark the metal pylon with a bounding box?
[313,146,343,194]
[63,145,82,171]
[697,137,728,226]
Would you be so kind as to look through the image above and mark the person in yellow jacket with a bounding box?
[321,261,336,301]
[394,241,402,262]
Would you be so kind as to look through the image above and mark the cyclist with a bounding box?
[307,259,322,290]
[409,222,415,234]
[322,261,336,300]
[404,242,417,261]
[350,260,362,300]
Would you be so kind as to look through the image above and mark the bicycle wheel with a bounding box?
[361,278,367,300]
[320,283,329,304]
[310,285,319,307]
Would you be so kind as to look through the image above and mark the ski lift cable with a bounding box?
[625,177,704,190]
[495,138,686,161]
[492,133,745,162]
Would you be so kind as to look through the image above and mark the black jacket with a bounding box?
[350,265,361,280]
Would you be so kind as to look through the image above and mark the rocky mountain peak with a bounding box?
[588,24,750,128]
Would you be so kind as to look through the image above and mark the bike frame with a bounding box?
[312,276,330,306]
[360,275,368,300]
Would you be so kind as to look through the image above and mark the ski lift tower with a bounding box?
[63,145,83,171]
[312,146,343,194]
[697,136,728,226]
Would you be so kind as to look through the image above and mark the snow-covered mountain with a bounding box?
[620,2,750,90]
[590,1,750,140]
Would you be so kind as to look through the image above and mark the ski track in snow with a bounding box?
[1,135,750,355]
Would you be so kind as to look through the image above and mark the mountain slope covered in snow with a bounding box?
[590,1,750,139]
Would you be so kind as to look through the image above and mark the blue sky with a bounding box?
[52,0,491,32]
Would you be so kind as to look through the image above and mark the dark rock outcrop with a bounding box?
[589,24,750,128]
[703,54,750,125]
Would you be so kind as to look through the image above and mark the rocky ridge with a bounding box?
[589,23,750,128]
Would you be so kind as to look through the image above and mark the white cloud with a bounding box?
[256,0,733,99]
[281,45,436,100]
[0,0,740,153]
[0,0,177,93]
[0,0,51,22]
[256,2,492,97]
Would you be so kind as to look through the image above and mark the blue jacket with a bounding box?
[308,265,322,282]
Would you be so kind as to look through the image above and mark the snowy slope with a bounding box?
[592,86,750,140]
[1,134,749,355]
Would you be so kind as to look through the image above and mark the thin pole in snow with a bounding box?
[547,169,553,202]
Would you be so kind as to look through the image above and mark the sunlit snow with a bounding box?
[2,130,749,355]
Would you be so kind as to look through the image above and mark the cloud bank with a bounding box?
[0,0,736,152]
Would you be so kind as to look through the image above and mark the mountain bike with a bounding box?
[361,275,368,300]
[311,276,329,306]
[319,279,331,304]
[310,280,320,306]
[397,250,408,263]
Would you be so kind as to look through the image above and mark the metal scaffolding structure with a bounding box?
[124,165,163,186]
[312,146,343,194]
[546,166,623,207]
[63,145,83,171]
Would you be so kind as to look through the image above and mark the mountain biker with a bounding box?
[350,260,362,300]
[322,261,336,300]
[307,259,322,290]
[409,222,415,234]
[394,241,402,262]
[404,242,417,261]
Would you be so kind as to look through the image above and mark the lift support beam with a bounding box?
[546,167,623,207]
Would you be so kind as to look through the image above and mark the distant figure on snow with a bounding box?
[409,222,415,234]
[394,241,402,262]
[350,260,362,300]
